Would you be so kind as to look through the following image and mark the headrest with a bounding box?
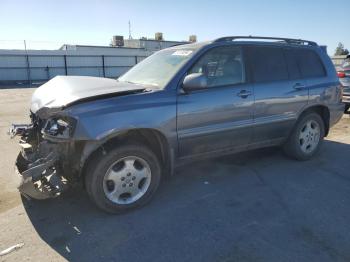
[223,60,242,76]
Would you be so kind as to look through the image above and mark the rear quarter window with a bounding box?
[295,49,326,78]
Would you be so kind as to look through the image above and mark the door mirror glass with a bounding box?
[182,73,208,91]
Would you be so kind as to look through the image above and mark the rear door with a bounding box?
[294,48,331,104]
[177,45,254,157]
[247,45,308,142]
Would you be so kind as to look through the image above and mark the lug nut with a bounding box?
[121,177,125,181]
[122,183,126,187]
[132,176,136,180]
[129,183,133,187]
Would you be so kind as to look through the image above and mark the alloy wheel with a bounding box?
[103,156,152,204]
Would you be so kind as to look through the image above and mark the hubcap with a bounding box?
[299,119,320,154]
[103,156,151,205]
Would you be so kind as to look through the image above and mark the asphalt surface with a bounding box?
[1,88,350,262]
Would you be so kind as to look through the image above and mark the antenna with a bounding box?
[128,20,132,40]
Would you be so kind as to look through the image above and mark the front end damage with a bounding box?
[9,76,151,200]
[10,113,74,199]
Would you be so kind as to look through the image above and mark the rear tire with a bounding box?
[283,112,325,161]
[85,144,161,213]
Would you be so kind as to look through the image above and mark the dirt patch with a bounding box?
[0,191,22,213]
[327,115,350,140]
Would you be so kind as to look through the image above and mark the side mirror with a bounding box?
[182,73,208,92]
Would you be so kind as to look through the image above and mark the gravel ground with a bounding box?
[0,88,350,262]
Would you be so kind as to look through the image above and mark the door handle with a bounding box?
[237,90,252,98]
[293,83,306,90]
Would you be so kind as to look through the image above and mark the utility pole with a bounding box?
[24,40,31,87]
[128,20,132,40]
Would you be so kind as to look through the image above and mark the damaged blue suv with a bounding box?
[10,36,344,213]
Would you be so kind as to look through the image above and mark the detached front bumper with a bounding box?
[15,151,62,199]
[10,124,68,200]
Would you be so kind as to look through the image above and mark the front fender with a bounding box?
[67,89,177,141]
[77,127,175,178]
[65,90,178,173]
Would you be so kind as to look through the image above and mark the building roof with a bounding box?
[59,44,144,50]
[125,38,189,44]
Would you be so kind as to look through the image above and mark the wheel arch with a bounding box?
[80,128,174,181]
[297,104,330,136]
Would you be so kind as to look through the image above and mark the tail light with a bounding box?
[337,71,346,78]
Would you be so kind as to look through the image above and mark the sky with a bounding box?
[0,0,348,54]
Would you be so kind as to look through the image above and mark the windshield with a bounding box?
[118,48,195,88]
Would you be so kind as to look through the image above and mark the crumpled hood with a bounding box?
[31,76,146,113]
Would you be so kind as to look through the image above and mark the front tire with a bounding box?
[85,144,161,213]
[283,112,325,161]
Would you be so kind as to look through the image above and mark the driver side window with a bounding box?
[189,46,245,88]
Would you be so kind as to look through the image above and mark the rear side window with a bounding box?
[249,46,289,83]
[284,49,301,80]
[295,49,326,78]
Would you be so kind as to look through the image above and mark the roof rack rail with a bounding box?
[213,36,318,46]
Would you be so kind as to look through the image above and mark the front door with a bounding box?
[177,45,254,157]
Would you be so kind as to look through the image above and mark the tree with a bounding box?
[334,42,349,56]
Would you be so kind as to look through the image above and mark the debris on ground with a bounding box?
[73,226,81,235]
[0,243,24,256]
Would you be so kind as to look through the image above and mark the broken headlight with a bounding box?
[43,117,76,138]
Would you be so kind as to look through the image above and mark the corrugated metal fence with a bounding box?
[0,52,148,84]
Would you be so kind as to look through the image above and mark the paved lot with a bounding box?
[0,88,350,262]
